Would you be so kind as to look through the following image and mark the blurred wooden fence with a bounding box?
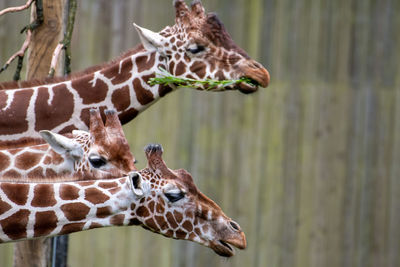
[0,0,399,267]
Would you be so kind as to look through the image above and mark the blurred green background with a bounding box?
[1,0,399,266]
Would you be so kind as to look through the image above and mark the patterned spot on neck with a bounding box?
[110,214,125,225]
[96,206,112,218]
[31,185,57,207]
[0,199,11,214]
[0,209,30,240]
[174,210,183,223]
[101,57,133,85]
[155,215,168,230]
[133,78,154,105]
[15,152,42,170]
[34,85,74,131]
[111,86,130,111]
[2,170,20,179]
[27,167,44,178]
[0,89,33,135]
[190,61,207,79]
[144,218,158,230]
[175,61,186,76]
[182,220,193,232]
[0,152,10,172]
[60,223,85,235]
[60,184,80,200]
[0,183,29,205]
[61,203,90,221]
[136,53,156,73]
[34,211,57,237]
[71,75,108,105]
[84,188,110,205]
[136,206,150,218]
[98,182,118,189]
[118,107,138,125]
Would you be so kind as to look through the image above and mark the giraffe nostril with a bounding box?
[250,61,262,69]
[229,221,240,231]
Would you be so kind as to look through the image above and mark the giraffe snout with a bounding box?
[243,60,270,88]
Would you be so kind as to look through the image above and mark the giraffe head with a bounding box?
[39,109,136,179]
[134,0,270,94]
[130,144,246,257]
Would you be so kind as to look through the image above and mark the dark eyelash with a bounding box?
[88,156,107,168]
[165,191,185,202]
[187,45,205,54]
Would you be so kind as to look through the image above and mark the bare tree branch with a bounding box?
[48,43,63,77]
[20,0,43,33]
[0,0,44,80]
[48,0,77,77]
[0,31,32,76]
[0,0,34,16]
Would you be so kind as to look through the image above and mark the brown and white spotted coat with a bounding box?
[0,109,136,181]
[0,144,245,257]
[0,0,270,145]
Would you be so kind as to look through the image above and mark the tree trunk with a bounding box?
[13,1,66,267]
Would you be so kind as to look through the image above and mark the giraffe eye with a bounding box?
[165,191,185,202]
[88,155,107,168]
[187,45,205,54]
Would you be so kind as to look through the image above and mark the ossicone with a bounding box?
[174,0,190,24]
[89,108,106,142]
[104,109,124,138]
[190,0,205,18]
[144,144,174,177]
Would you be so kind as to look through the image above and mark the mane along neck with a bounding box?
[0,45,144,90]
[0,45,172,143]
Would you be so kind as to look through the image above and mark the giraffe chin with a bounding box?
[237,81,259,94]
[210,240,237,257]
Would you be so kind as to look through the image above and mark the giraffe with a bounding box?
[0,0,270,146]
[0,144,246,257]
[0,109,136,181]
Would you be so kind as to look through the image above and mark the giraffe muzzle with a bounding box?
[238,61,270,94]
[211,226,247,257]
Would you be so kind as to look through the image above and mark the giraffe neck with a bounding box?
[0,132,91,181]
[0,45,172,143]
[0,177,133,243]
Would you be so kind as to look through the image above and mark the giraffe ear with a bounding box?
[40,130,84,160]
[133,23,167,54]
[129,172,149,198]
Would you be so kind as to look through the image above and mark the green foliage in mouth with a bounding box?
[148,67,257,91]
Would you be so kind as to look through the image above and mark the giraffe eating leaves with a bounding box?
[0,109,136,181]
[0,0,270,145]
[0,144,246,257]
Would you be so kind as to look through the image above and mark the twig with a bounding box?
[0,0,44,80]
[48,0,77,77]
[0,30,32,76]
[13,56,24,81]
[0,0,34,16]
[20,0,43,33]
[48,43,64,77]
[63,0,77,75]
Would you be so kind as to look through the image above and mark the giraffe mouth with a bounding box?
[210,240,235,257]
[210,239,245,257]
[237,64,270,93]
[237,79,260,94]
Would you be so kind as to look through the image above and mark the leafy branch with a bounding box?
[148,67,255,90]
